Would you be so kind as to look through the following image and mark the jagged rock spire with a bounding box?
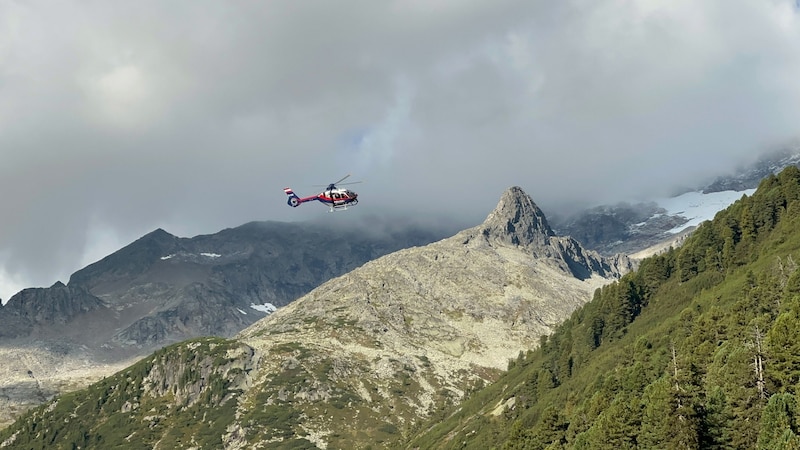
[467,186,630,280]
[480,186,555,249]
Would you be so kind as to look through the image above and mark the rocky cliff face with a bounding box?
[464,187,631,279]
[0,282,105,338]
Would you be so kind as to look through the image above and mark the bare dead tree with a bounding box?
[753,325,767,400]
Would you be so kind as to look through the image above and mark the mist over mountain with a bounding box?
[549,146,800,257]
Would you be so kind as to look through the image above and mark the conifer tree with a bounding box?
[766,298,800,393]
[706,340,763,448]
[701,386,734,450]
[757,393,800,449]
[579,394,640,449]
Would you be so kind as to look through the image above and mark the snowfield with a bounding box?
[656,189,756,234]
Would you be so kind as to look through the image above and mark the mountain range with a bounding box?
[0,219,452,428]
[2,146,800,442]
[0,186,630,448]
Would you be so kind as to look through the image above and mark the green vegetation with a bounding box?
[0,337,247,449]
[401,166,800,449]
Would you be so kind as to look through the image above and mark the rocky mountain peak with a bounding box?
[459,187,630,280]
[480,186,555,249]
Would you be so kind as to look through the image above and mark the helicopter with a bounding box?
[284,174,361,212]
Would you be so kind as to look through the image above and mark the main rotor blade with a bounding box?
[312,175,362,188]
[334,174,351,185]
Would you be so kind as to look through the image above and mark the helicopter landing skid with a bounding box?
[328,199,358,212]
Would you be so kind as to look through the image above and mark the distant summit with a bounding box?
[703,146,800,194]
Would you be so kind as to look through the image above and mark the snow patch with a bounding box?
[160,254,175,260]
[237,308,247,315]
[656,189,756,234]
[201,252,221,258]
[250,302,277,314]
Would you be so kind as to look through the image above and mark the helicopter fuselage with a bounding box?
[284,186,358,211]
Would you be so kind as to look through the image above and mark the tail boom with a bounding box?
[284,187,318,207]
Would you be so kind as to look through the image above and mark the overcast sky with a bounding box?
[1,0,800,302]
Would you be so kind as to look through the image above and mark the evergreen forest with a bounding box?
[403,166,800,449]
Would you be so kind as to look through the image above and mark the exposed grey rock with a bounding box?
[143,340,257,408]
[466,186,631,279]
[0,282,105,339]
[479,186,555,248]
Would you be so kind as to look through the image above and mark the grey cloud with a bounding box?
[1,0,799,300]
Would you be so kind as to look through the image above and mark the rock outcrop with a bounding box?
[0,282,105,339]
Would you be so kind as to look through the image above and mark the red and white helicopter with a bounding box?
[284,174,361,212]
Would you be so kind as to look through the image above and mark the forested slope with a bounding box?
[403,166,800,449]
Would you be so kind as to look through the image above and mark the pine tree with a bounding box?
[640,369,702,450]
[580,394,640,449]
[766,298,800,393]
[506,405,568,450]
[706,340,763,448]
[701,385,734,450]
[740,204,757,247]
[757,393,800,449]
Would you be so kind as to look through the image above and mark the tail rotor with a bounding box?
[284,187,301,207]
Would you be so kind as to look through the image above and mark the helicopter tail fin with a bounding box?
[284,187,301,207]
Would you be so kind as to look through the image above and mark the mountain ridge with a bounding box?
[0,219,452,428]
[0,186,631,448]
